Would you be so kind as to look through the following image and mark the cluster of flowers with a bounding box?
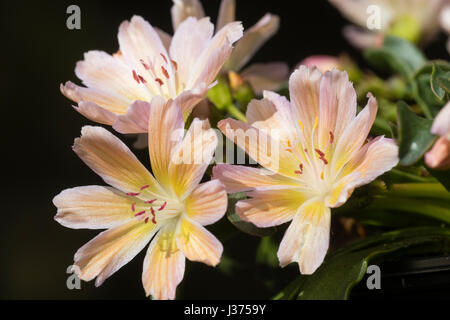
[53,0,449,299]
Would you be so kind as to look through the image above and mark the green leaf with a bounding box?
[207,76,233,111]
[275,227,450,300]
[364,35,426,79]
[226,193,277,237]
[397,101,436,165]
[427,167,450,191]
[431,64,447,100]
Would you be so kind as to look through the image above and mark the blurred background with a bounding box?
[1,0,448,299]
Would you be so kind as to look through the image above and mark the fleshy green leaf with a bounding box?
[364,35,426,79]
[275,227,450,300]
[397,101,436,165]
[226,193,277,237]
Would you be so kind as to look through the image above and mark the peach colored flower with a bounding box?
[213,66,398,274]
[171,0,288,93]
[425,101,450,170]
[61,15,242,134]
[53,98,227,299]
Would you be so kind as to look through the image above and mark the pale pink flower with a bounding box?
[53,98,227,299]
[61,15,243,134]
[213,66,398,274]
[425,102,450,170]
[329,0,446,49]
[171,0,288,93]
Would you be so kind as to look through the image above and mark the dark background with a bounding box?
[1,0,448,299]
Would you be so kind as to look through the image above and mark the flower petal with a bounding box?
[216,0,236,31]
[170,0,205,31]
[331,93,378,174]
[277,200,330,274]
[236,189,308,228]
[185,179,228,225]
[217,118,299,178]
[425,136,450,170]
[212,164,300,193]
[241,62,289,93]
[431,101,450,138]
[173,82,209,118]
[73,126,165,197]
[147,97,184,188]
[177,217,223,266]
[142,226,185,300]
[113,100,151,134]
[168,119,217,198]
[53,186,134,229]
[73,220,156,286]
[327,136,399,207]
[225,13,279,71]
[169,17,214,86]
[289,65,322,137]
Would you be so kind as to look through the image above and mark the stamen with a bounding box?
[320,171,324,180]
[131,203,136,212]
[144,217,149,223]
[294,164,304,175]
[137,75,146,83]
[126,192,140,196]
[140,59,150,70]
[297,120,304,132]
[140,185,150,190]
[144,199,157,204]
[313,117,318,131]
[170,60,178,70]
[158,201,167,211]
[161,66,170,79]
[155,78,164,86]
[132,70,140,83]
[315,149,328,165]
[134,210,146,217]
[160,53,168,64]
[150,207,157,224]
[329,131,334,144]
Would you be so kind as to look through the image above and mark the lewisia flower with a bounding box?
[425,101,450,170]
[329,0,446,49]
[61,15,243,134]
[213,66,399,274]
[171,0,288,93]
[53,97,227,299]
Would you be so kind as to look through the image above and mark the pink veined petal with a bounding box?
[212,164,300,193]
[216,0,236,31]
[241,62,289,94]
[154,27,172,51]
[188,21,243,89]
[236,189,308,228]
[289,65,322,138]
[170,0,205,31]
[168,118,218,199]
[118,15,174,93]
[73,125,165,198]
[246,97,297,145]
[173,82,209,119]
[331,93,378,174]
[425,136,450,170]
[318,69,357,150]
[113,100,151,134]
[74,51,152,107]
[142,227,186,300]
[73,220,157,287]
[176,217,223,266]
[185,179,228,226]
[169,17,214,87]
[53,186,135,230]
[277,200,331,274]
[217,118,299,178]
[327,136,399,207]
[74,101,119,126]
[147,97,185,188]
[431,101,450,138]
[225,13,279,71]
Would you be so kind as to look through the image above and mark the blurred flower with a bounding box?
[53,98,227,299]
[172,0,289,93]
[61,15,242,134]
[214,66,398,274]
[441,5,450,53]
[329,0,447,49]
[425,102,450,170]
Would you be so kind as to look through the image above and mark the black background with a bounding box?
[1,0,448,299]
